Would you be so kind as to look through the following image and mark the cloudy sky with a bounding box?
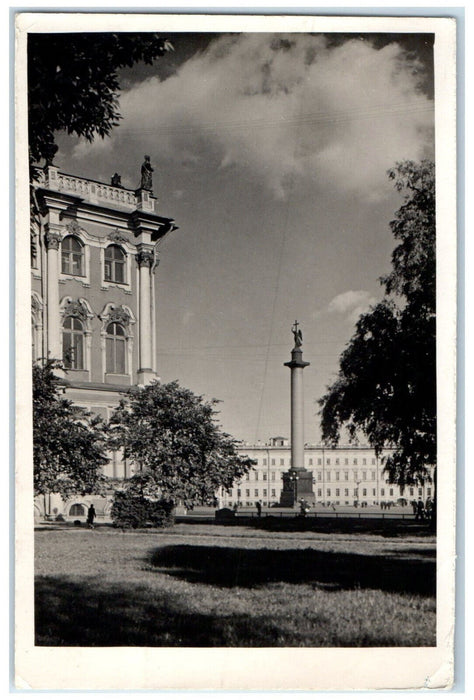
[55,31,434,444]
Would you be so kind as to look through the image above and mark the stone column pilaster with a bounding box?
[136,247,156,385]
[45,228,62,360]
[284,347,310,470]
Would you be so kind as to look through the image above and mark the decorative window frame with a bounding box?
[99,302,136,380]
[31,291,44,363]
[100,229,134,293]
[59,296,94,373]
[59,222,91,285]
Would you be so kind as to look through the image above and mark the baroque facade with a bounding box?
[31,162,176,519]
[219,437,433,508]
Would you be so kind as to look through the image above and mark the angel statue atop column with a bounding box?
[292,320,303,348]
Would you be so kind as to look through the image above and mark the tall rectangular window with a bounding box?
[106,322,126,374]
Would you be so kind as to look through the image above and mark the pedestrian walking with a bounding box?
[87,503,96,528]
[256,500,262,517]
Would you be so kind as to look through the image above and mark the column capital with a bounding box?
[45,231,62,251]
[284,347,310,369]
[135,249,154,269]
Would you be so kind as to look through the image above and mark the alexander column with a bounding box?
[280,321,315,507]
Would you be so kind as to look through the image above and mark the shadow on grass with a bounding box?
[35,576,287,647]
[149,544,435,595]
[235,516,435,537]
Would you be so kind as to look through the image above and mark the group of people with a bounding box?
[411,497,433,521]
[380,501,393,510]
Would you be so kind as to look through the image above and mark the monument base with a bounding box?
[279,468,315,507]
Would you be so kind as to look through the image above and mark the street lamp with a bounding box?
[290,470,299,507]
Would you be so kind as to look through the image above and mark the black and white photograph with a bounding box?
[15,12,457,691]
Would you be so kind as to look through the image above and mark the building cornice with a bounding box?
[36,187,177,240]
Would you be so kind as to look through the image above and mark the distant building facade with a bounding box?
[31,162,176,519]
[219,437,433,508]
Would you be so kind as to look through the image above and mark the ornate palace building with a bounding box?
[219,437,433,509]
[32,159,177,519]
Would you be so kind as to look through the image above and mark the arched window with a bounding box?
[61,236,84,276]
[69,504,85,516]
[104,245,126,284]
[62,316,84,369]
[106,322,126,374]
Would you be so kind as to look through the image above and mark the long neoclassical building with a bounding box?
[31,160,176,517]
[219,437,433,508]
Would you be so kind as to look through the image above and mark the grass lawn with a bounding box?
[35,523,436,647]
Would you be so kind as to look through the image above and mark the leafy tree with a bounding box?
[319,160,436,491]
[33,361,108,499]
[108,380,254,507]
[111,491,175,529]
[28,32,173,167]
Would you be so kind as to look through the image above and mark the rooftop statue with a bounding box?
[140,155,154,191]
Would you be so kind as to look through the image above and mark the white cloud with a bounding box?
[73,34,433,200]
[327,290,377,322]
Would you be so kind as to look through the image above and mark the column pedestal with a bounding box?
[280,469,315,507]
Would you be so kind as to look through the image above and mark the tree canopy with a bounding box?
[28,32,173,167]
[108,380,254,507]
[319,160,436,488]
[33,361,108,499]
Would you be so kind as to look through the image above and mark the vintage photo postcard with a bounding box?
[15,12,457,690]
